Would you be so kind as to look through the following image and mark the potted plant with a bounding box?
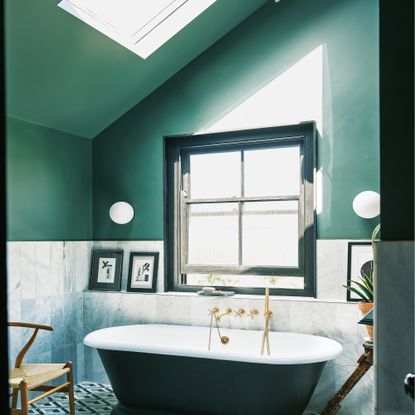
[343,265,374,339]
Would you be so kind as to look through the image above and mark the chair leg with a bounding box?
[19,381,29,415]
[65,362,76,415]
[11,389,19,409]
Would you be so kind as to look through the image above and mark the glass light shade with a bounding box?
[109,202,134,224]
[352,191,380,219]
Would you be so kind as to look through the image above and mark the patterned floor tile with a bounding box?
[26,382,115,414]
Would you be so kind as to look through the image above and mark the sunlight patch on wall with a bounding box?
[197,45,323,134]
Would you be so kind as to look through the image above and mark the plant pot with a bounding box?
[358,301,374,340]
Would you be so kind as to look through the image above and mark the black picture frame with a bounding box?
[127,252,159,293]
[346,242,373,302]
[89,250,123,291]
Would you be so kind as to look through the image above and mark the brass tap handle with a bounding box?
[218,308,232,321]
[234,308,245,317]
[247,309,259,319]
[208,307,220,316]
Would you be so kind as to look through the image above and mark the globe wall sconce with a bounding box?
[352,191,380,239]
[352,191,380,219]
[109,201,134,224]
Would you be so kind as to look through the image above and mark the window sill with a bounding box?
[84,289,353,304]
[154,291,353,304]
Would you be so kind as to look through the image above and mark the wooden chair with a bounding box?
[8,322,75,415]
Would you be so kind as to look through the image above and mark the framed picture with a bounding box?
[346,242,373,301]
[127,252,159,293]
[89,250,123,291]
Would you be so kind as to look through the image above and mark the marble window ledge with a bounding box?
[83,290,354,304]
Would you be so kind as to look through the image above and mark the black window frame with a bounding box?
[164,123,316,297]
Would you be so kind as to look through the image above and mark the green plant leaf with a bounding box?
[350,279,373,300]
[342,284,371,301]
[360,271,373,292]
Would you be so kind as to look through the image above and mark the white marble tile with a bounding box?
[7,243,21,302]
[19,242,36,300]
[334,364,372,415]
[50,242,64,295]
[65,241,92,293]
[317,239,344,300]
[121,293,157,324]
[76,342,85,382]
[83,292,110,334]
[7,301,23,367]
[156,295,191,325]
[309,363,337,411]
[35,242,52,298]
[64,293,84,345]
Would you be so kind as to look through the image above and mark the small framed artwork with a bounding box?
[346,242,373,301]
[89,250,123,291]
[127,252,159,293]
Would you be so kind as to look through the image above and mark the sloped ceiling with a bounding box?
[6,0,268,138]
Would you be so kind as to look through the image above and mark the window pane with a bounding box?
[190,152,241,199]
[188,203,239,265]
[244,146,300,197]
[242,201,298,266]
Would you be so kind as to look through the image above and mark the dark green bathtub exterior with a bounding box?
[98,349,326,415]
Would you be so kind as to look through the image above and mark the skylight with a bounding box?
[58,0,216,59]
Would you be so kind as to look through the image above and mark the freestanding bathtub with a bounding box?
[84,324,342,415]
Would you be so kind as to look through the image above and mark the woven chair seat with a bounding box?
[9,364,70,390]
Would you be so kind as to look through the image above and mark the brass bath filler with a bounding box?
[208,307,231,350]
[207,307,260,350]
[261,288,273,356]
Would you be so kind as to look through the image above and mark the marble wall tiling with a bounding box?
[7,241,92,383]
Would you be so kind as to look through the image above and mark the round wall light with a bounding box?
[109,201,134,224]
[352,191,380,219]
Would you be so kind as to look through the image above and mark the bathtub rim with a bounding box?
[84,324,342,365]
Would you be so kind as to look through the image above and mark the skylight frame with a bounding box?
[58,0,216,59]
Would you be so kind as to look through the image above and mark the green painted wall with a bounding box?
[92,0,379,240]
[7,117,92,240]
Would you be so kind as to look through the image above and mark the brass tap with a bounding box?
[208,307,220,317]
[208,307,231,322]
[247,309,259,319]
[234,308,245,317]
[208,307,231,350]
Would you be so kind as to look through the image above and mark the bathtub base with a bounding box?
[100,349,326,415]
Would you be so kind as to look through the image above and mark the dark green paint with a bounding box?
[379,0,414,240]
[6,117,92,240]
[6,0,267,138]
[93,0,380,240]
